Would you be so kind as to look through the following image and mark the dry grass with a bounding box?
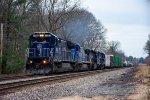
[135,64,149,83]
[127,64,150,100]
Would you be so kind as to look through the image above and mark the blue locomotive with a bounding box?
[25,32,106,74]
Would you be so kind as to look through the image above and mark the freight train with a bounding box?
[25,32,124,75]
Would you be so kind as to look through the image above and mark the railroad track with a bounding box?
[0,68,125,96]
[0,74,35,82]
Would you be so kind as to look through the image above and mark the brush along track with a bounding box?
[0,68,123,96]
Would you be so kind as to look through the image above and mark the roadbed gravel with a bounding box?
[0,67,136,100]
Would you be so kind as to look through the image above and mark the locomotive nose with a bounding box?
[28,42,50,57]
[36,42,49,57]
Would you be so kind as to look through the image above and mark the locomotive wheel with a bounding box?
[72,63,79,72]
[93,64,97,70]
[88,64,92,70]
[91,64,94,70]
[99,65,102,70]
[103,64,105,69]
[101,65,103,69]
[73,64,77,72]
[78,64,82,71]
[72,58,79,72]
[97,64,101,70]
[99,64,103,70]
[70,63,74,71]
[53,63,59,73]
[47,63,53,74]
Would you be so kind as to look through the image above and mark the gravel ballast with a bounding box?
[0,68,135,100]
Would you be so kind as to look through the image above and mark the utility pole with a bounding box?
[0,23,3,74]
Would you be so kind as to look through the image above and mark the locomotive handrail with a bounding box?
[26,48,36,57]
[26,48,51,57]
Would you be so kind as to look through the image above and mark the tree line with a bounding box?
[0,0,128,73]
[144,35,150,65]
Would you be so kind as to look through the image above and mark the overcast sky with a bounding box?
[82,0,150,58]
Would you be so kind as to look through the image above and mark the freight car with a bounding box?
[105,55,123,68]
[25,32,106,74]
[123,61,134,67]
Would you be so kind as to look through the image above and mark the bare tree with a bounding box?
[116,50,125,59]
[145,56,150,66]
[83,20,106,51]
[144,35,150,55]
[55,9,107,51]
[59,26,73,41]
[31,0,80,33]
[107,41,120,55]
[144,34,150,65]
[0,0,5,23]
[23,0,46,32]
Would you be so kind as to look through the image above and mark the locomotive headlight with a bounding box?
[40,34,44,37]
[42,60,47,64]
[29,60,32,64]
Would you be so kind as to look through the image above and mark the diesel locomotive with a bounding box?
[25,32,122,75]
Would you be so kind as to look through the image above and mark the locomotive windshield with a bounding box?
[29,34,58,46]
[31,37,49,42]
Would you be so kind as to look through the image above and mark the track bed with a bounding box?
[0,67,134,99]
